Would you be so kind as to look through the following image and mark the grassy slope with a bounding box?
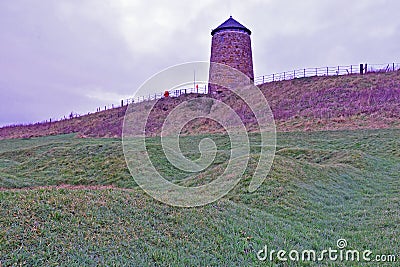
[1,71,399,139]
[261,71,400,131]
[0,107,127,139]
[0,129,399,266]
[0,134,133,189]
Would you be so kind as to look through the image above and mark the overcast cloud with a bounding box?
[0,0,399,126]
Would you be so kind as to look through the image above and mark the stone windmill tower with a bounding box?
[208,16,254,94]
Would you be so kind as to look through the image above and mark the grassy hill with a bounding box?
[261,71,400,131]
[0,70,399,265]
[0,129,399,265]
[1,71,399,139]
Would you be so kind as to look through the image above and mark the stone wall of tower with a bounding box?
[209,29,254,94]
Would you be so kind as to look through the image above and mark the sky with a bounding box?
[1,0,399,126]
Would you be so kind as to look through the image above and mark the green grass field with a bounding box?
[0,129,399,266]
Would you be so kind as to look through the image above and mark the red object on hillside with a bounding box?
[164,91,169,97]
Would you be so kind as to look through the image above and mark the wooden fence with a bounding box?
[4,62,398,128]
[124,63,400,105]
[253,63,400,84]
[121,85,208,106]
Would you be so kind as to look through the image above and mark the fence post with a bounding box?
[351,65,353,74]
[294,70,296,78]
[337,66,340,75]
[316,68,318,76]
[263,75,265,83]
[393,63,395,71]
[365,64,368,74]
[272,74,274,82]
[304,69,306,77]
[283,72,285,80]
[326,67,329,76]
[360,64,364,75]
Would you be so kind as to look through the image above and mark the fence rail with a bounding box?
[253,63,400,84]
[123,63,400,105]
[121,85,208,106]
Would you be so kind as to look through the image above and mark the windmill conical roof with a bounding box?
[211,16,251,36]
